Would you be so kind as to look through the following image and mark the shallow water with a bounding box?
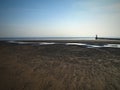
[8,41,120,48]
[66,43,120,48]
[103,44,120,48]
[66,43,86,46]
[39,42,55,45]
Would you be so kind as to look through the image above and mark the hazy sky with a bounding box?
[0,0,120,37]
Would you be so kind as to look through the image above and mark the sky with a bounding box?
[0,0,120,37]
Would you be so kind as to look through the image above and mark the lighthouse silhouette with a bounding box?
[95,35,98,40]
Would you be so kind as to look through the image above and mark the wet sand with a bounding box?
[0,40,120,90]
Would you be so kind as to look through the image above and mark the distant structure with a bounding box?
[95,35,120,40]
[95,35,98,40]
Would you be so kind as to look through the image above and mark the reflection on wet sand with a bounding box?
[8,41,120,48]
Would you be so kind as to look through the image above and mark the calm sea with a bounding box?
[0,37,95,41]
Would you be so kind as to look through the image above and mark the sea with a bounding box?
[0,37,120,48]
[0,37,95,41]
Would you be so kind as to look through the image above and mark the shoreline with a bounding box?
[1,39,120,44]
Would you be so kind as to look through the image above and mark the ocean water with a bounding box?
[0,37,95,40]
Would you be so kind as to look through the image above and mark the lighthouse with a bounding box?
[95,35,98,40]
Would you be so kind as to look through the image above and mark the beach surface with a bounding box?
[0,40,120,90]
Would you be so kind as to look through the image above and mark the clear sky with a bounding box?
[0,0,120,37]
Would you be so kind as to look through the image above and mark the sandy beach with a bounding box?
[0,40,120,90]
